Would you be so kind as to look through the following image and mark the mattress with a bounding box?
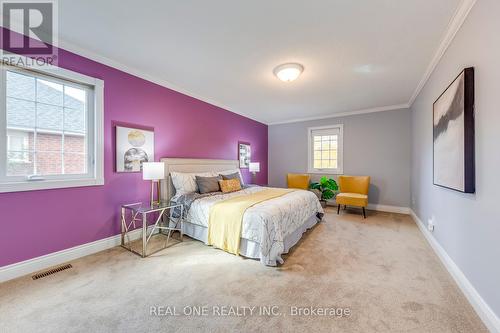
[182,214,319,262]
[175,186,324,265]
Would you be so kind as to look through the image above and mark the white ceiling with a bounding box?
[57,0,463,124]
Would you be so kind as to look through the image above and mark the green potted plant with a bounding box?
[310,176,339,208]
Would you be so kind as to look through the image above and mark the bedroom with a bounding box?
[0,0,498,332]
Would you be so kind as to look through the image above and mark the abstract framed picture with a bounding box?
[238,142,251,168]
[433,67,475,193]
[116,126,155,172]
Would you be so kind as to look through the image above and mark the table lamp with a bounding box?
[142,162,165,206]
[249,162,260,184]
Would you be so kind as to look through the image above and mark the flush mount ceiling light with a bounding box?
[273,63,304,82]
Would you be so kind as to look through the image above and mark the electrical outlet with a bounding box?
[427,217,435,232]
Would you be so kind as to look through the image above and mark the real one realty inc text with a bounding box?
[150,305,351,318]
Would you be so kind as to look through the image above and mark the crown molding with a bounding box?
[268,103,410,126]
[56,39,410,127]
[59,38,412,127]
[57,38,267,125]
[57,0,476,125]
[408,0,477,106]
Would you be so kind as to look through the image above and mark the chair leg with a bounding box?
[362,207,366,219]
[337,204,340,215]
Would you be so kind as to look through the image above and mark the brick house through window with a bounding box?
[5,71,87,177]
[1,62,104,193]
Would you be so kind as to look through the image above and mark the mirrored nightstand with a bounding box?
[120,202,184,257]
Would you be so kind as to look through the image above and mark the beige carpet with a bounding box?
[0,208,487,333]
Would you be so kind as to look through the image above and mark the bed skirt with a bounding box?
[181,213,320,261]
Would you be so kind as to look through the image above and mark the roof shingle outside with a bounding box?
[6,71,86,133]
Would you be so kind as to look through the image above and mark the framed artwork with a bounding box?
[433,67,475,193]
[116,126,155,172]
[238,142,251,168]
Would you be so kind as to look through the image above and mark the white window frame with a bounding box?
[307,124,344,175]
[0,59,104,193]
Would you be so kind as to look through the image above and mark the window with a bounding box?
[7,130,29,163]
[0,62,104,192]
[308,125,343,174]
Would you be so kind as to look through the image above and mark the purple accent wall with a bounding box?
[0,36,268,267]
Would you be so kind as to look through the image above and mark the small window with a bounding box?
[0,61,104,192]
[308,125,343,174]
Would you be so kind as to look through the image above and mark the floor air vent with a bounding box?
[32,264,73,280]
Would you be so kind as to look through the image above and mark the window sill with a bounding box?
[0,177,105,193]
[307,169,344,175]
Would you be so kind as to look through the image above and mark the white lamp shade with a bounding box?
[249,162,260,173]
[142,162,165,180]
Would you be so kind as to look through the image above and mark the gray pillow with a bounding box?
[195,175,222,194]
[220,172,242,186]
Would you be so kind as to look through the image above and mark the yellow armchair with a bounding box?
[287,173,310,190]
[336,175,370,218]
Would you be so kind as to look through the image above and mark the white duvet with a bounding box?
[184,187,324,265]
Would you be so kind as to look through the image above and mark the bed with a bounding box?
[160,158,324,266]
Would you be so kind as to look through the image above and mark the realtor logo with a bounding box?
[1,0,58,66]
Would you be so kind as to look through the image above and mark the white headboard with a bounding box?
[160,158,239,202]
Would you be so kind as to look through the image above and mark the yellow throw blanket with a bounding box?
[208,188,295,255]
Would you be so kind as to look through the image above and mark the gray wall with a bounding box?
[268,108,411,207]
[411,0,500,319]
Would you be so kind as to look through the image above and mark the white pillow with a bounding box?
[219,169,244,185]
[170,171,215,196]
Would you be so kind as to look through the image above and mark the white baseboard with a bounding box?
[367,204,411,214]
[0,229,143,283]
[4,209,497,332]
[326,200,410,214]
[410,210,500,333]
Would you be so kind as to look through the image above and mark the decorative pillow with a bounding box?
[196,175,222,194]
[219,169,244,185]
[219,178,242,193]
[170,171,214,196]
[220,171,243,187]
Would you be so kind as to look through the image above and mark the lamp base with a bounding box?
[150,180,161,207]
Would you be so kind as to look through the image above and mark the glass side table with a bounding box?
[120,201,184,257]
